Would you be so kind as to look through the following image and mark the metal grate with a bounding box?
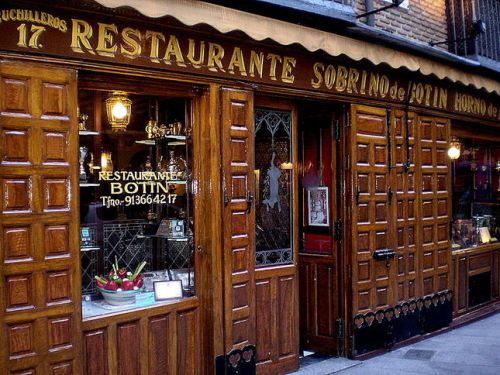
[164,236,193,270]
[103,221,152,273]
[81,248,98,295]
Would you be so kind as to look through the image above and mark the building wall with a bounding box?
[353,0,448,49]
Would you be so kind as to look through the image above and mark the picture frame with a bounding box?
[307,186,330,227]
[153,280,183,301]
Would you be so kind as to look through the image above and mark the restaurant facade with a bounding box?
[0,0,499,374]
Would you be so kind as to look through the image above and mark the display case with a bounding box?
[78,87,195,317]
[451,138,500,250]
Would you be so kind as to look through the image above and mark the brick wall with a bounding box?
[353,0,448,49]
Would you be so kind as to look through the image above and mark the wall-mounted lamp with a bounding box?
[280,162,293,170]
[105,91,132,132]
[101,151,113,172]
[447,137,461,160]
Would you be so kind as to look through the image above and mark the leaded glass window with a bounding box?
[254,108,293,267]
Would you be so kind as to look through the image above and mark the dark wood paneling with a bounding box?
[255,278,272,363]
[3,226,32,262]
[316,265,334,337]
[0,60,81,374]
[84,330,108,375]
[350,107,452,321]
[82,299,200,375]
[417,116,451,296]
[47,316,73,352]
[221,88,256,352]
[393,111,419,303]
[469,253,491,271]
[50,361,73,375]
[458,257,468,311]
[177,309,198,375]
[493,251,500,299]
[255,267,298,375]
[278,276,295,357]
[351,105,395,314]
[117,322,140,375]
[452,244,500,316]
[148,315,170,375]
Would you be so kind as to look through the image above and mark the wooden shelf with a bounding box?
[452,242,500,256]
[81,246,100,252]
[79,130,99,136]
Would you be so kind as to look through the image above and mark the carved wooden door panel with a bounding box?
[392,110,419,302]
[221,88,256,354]
[0,61,81,374]
[417,116,451,295]
[350,105,396,315]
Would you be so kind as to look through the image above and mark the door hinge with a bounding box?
[335,119,341,142]
[387,187,393,205]
[334,220,342,241]
[345,106,351,127]
[336,318,344,339]
[345,154,350,171]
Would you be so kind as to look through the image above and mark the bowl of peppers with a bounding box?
[95,259,147,306]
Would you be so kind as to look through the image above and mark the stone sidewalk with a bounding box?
[291,311,500,375]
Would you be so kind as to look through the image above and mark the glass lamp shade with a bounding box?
[105,91,131,132]
[447,137,461,160]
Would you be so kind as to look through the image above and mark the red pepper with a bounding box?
[105,280,119,291]
[95,275,108,289]
[117,267,128,279]
[134,277,144,288]
[121,280,134,291]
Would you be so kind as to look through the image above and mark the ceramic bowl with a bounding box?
[98,288,142,306]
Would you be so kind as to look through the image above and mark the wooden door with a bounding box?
[221,88,256,354]
[299,111,341,355]
[350,105,397,315]
[392,110,419,303]
[0,61,81,374]
[253,100,299,375]
[417,116,451,295]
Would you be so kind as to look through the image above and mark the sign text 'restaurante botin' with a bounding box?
[0,6,498,121]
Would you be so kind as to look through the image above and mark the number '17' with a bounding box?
[17,24,46,49]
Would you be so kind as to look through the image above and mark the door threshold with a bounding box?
[290,351,360,374]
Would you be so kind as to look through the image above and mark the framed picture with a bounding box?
[153,280,183,301]
[307,186,329,227]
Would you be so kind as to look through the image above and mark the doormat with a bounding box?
[403,349,435,361]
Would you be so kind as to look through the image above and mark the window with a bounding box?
[254,108,294,267]
[79,79,195,317]
[451,138,500,249]
[447,0,500,62]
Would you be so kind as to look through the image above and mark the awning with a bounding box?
[95,0,500,95]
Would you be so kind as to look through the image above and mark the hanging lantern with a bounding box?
[447,136,461,160]
[101,151,113,172]
[105,91,131,132]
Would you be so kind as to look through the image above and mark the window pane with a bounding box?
[254,108,293,267]
[79,88,195,316]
